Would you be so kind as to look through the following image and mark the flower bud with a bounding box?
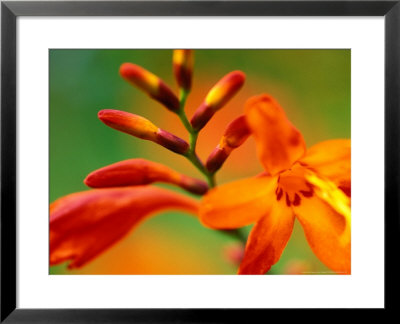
[98,109,158,140]
[206,116,250,173]
[120,63,179,112]
[191,71,245,131]
[155,129,190,154]
[98,109,189,155]
[178,174,209,195]
[85,158,208,195]
[173,49,194,91]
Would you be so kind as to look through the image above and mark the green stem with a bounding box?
[178,89,216,188]
[185,150,215,188]
[189,131,198,151]
[178,89,192,133]
[177,89,245,244]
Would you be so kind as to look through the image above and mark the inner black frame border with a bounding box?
[1,1,399,322]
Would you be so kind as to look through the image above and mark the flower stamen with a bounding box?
[285,193,291,207]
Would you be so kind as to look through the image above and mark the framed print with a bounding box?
[1,0,399,321]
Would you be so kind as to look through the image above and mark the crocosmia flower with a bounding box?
[199,94,351,275]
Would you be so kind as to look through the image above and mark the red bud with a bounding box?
[85,159,208,195]
[206,116,250,173]
[173,49,194,91]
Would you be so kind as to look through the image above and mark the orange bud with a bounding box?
[120,63,179,112]
[206,116,250,173]
[85,159,208,195]
[190,71,246,131]
[173,49,194,91]
[98,109,189,154]
[98,109,158,140]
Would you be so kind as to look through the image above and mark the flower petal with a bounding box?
[50,187,198,268]
[300,139,351,195]
[293,180,351,274]
[238,199,295,274]
[199,176,277,229]
[245,94,306,175]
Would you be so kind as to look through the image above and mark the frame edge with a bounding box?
[1,1,17,323]
[384,0,400,312]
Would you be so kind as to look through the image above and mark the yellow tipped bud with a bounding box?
[98,109,189,154]
[120,63,179,112]
[98,109,158,140]
[191,71,246,130]
[173,49,194,91]
[205,71,246,110]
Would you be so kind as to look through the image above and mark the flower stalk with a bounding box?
[176,87,246,245]
[177,88,216,188]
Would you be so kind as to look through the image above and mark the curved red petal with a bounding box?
[50,186,198,268]
[238,200,295,274]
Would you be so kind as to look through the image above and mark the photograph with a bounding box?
[49,49,351,275]
[3,0,398,320]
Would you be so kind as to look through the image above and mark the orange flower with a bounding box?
[199,94,351,275]
[50,186,198,269]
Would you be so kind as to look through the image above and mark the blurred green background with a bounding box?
[50,49,350,275]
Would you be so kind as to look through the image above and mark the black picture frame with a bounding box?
[1,0,399,321]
